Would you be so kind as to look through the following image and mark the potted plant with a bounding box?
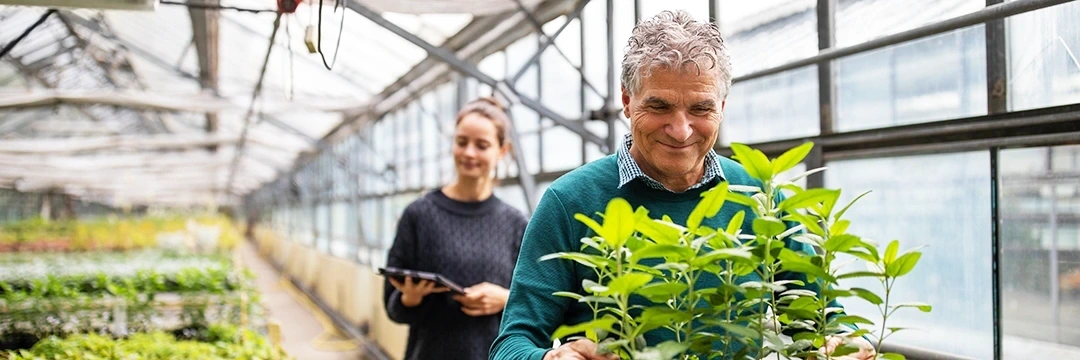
[543,142,930,360]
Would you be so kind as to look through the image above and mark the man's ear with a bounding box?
[621,86,632,118]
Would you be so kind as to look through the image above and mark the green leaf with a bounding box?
[778,188,841,213]
[850,287,884,305]
[602,198,636,248]
[655,341,690,360]
[790,234,825,247]
[830,219,851,236]
[653,263,689,272]
[772,142,814,175]
[538,252,611,269]
[639,307,691,327]
[553,291,584,301]
[688,182,729,232]
[892,302,932,312]
[635,282,689,302]
[725,192,756,207]
[881,353,907,360]
[832,315,875,325]
[781,260,836,283]
[752,216,787,238]
[773,279,806,288]
[884,240,899,265]
[838,271,885,280]
[630,244,695,264]
[887,251,922,277]
[693,248,753,266]
[847,249,879,263]
[784,212,825,236]
[725,210,746,235]
[582,279,608,294]
[606,273,654,296]
[824,234,861,252]
[834,190,872,221]
[579,296,618,305]
[573,214,605,241]
[730,143,773,181]
[551,317,617,340]
[635,219,682,245]
[780,289,818,297]
[716,323,759,339]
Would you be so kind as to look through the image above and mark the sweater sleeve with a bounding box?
[490,188,580,360]
[383,205,438,325]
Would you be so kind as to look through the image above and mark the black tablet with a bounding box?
[378,267,467,294]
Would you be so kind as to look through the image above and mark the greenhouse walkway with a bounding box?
[238,241,365,360]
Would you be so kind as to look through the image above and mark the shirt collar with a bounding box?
[615,133,726,192]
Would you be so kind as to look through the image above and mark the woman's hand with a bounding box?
[388,276,449,307]
[452,282,510,316]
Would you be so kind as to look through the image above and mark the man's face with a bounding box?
[622,66,725,183]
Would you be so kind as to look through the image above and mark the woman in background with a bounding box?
[383,97,529,360]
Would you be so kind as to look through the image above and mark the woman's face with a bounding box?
[453,113,507,180]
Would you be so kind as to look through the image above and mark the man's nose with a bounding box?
[665,110,693,143]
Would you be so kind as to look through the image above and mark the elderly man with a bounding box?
[490,10,874,360]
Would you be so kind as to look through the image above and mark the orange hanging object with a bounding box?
[277,0,302,13]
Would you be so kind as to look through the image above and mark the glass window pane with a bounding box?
[825,152,992,359]
[722,66,819,144]
[519,133,541,174]
[331,201,348,257]
[1007,1,1080,111]
[316,203,330,252]
[836,0,983,48]
[835,26,987,132]
[1000,145,1080,358]
[582,0,609,99]
[479,51,506,80]
[542,126,583,172]
[541,43,583,120]
[719,0,818,77]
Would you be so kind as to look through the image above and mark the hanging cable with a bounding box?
[317,0,345,70]
[1,9,56,59]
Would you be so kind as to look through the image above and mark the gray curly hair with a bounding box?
[621,10,733,99]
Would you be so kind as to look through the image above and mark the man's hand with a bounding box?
[819,334,876,360]
[388,276,449,307]
[453,282,509,317]
[543,339,620,360]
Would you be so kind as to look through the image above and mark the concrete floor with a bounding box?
[239,242,365,360]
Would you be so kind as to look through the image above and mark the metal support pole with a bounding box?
[509,0,590,86]
[605,0,618,154]
[345,0,609,152]
[990,147,1002,360]
[809,0,836,189]
[0,9,56,59]
[986,0,1009,115]
[505,110,538,214]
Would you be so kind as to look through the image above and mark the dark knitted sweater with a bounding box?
[383,189,528,360]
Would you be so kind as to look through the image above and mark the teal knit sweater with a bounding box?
[490,154,847,360]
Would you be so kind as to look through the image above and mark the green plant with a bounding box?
[543,142,930,360]
[5,324,289,360]
[0,252,259,343]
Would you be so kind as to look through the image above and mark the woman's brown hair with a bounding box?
[455,96,512,149]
